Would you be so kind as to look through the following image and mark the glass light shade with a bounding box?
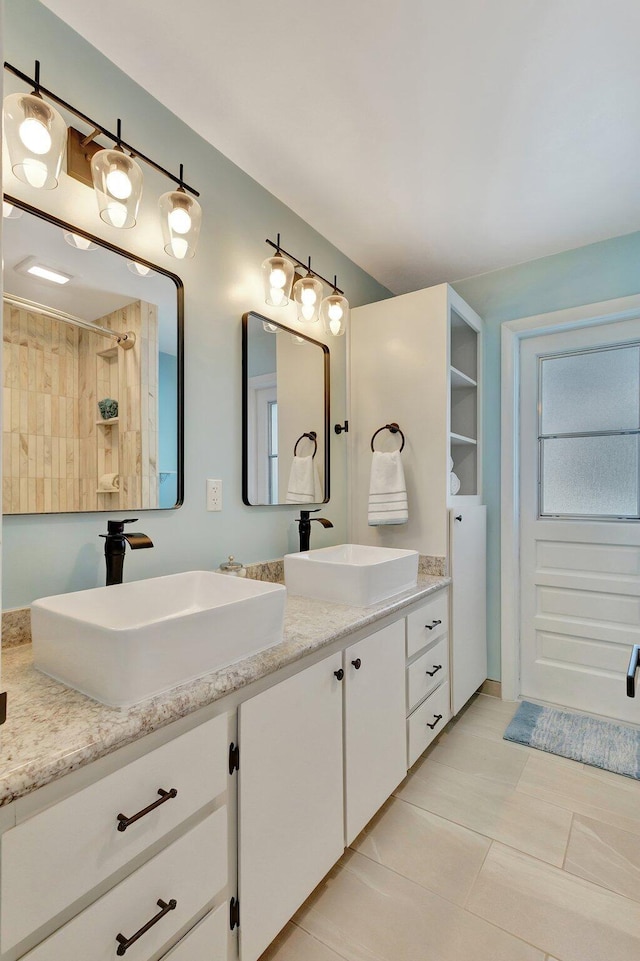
[63,231,97,250]
[261,254,295,306]
[262,321,279,333]
[2,200,23,219]
[159,189,202,259]
[320,292,349,336]
[3,92,66,189]
[91,148,143,228]
[127,260,152,276]
[293,274,323,324]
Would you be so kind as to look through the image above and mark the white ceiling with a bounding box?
[39,0,640,294]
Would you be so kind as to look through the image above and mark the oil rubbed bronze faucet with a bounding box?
[297,509,333,552]
[100,519,154,586]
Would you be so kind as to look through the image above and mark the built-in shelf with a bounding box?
[95,417,119,425]
[450,431,477,446]
[450,366,477,389]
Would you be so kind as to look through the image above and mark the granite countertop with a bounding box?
[0,574,449,807]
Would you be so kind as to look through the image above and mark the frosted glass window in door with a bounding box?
[540,345,640,435]
[541,435,639,517]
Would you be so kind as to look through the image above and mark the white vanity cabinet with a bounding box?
[237,654,345,961]
[1,714,231,961]
[406,590,452,767]
[343,621,406,845]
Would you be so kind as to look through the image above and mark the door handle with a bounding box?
[627,645,640,697]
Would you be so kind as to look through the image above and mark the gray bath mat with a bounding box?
[504,700,640,779]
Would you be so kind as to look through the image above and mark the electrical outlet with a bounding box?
[206,478,222,511]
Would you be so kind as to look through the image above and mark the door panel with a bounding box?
[449,506,487,714]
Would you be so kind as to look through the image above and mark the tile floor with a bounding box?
[259,694,640,961]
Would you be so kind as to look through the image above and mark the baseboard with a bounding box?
[480,679,502,698]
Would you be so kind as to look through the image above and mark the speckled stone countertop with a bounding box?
[0,574,449,807]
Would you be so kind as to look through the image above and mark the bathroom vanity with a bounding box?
[0,576,452,961]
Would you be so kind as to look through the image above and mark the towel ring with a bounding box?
[294,431,318,458]
[370,423,405,453]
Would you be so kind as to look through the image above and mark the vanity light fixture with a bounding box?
[320,276,349,337]
[293,257,323,324]
[158,164,202,260]
[2,62,66,190]
[127,260,152,277]
[261,233,295,306]
[3,60,202,257]
[63,231,97,250]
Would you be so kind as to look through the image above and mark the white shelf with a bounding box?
[96,417,119,425]
[450,432,477,446]
[450,366,477,389]
[96,488,118,493]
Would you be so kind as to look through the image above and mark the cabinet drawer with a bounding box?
[20,809,227,961]
[161,903,227,961]
[406,590,448,658]
[407,635,449,713]
[407,682,450,768]
[1,714,228,953]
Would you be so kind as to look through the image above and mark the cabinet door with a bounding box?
[238,655,344,961]
[344,621,407,845]
[450,506,487,714]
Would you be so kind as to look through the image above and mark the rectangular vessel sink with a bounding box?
[31,571,286,708]
[284,544,419,607]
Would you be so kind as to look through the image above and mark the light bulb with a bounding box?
[168,205,192,234]
[301,285,317,306]
[105,168,132,200]
[170,237,189,259]
[328,302,343,323]
[19,116,51,154]
[104,201,128,228]
[301,303,316,322]
[269,287,286,306]
[269,266,287,289]
[22,158,48,189]
[330,316,342,335]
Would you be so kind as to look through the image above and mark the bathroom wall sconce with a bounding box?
[263,236,350,336]
[3,60,202,259]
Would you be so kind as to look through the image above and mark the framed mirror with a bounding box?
[242,311,329,506]
[2,195,183,514]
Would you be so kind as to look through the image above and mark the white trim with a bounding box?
[500,293,640,700]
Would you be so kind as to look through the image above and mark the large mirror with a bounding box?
[242,311,329,506]
[2,196,183,514]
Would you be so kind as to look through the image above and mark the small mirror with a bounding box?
[2,196,183,513]
[242,311,329,505]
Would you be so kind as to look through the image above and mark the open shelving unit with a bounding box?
[449,306,480,498]
[95,345,120,503]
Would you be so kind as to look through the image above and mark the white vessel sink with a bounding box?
[31,571,286,708]
[284,544,419,607]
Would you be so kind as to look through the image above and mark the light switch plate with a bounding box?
[206,478,222,511]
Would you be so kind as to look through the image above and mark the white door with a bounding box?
[237,655,344,961]
[343,622,406,846]
[519,318,640,722]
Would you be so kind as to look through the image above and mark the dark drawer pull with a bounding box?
[334,668,344,681]
[351,658,362,670]
[425,619,442,631]
[627,644,640,697]
[425,664,442,677]
[117,788,177,832]
[426,714,443,730]
[116,897,177,955]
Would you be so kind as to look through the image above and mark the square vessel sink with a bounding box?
[31,571,286,708]
[284,544,419,607]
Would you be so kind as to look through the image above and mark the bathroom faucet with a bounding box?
[297,509,333,552]
[100,519,154,586]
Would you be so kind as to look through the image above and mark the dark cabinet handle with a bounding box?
[116,788,177,832]
[116,898,177,955]
[426,714,443,730]
[425,620,442,631]
[627,645,640,697]
[334,669,344,681]
[351,658,362,670]
[455,514,462,522]
[425,664,442,677]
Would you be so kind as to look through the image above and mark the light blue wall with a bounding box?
[452,230,640,679]
[2,0,391,609]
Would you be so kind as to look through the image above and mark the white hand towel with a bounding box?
[450,471,461,495]
[286,455,320,504]
[368,450,408,525]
